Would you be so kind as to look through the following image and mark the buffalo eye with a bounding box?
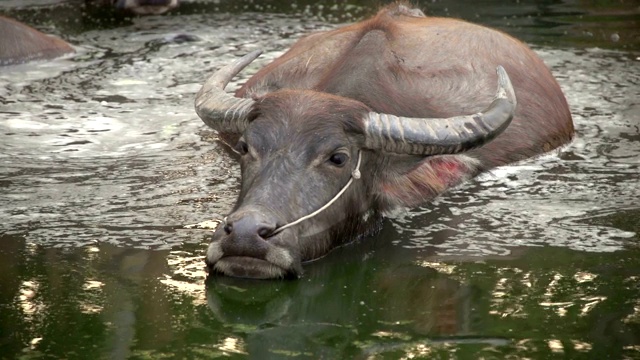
[328,152,349,167]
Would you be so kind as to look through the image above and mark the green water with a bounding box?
[1,234,638,358]
[0,0,638,358]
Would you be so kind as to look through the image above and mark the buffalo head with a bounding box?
[195,50,516,279]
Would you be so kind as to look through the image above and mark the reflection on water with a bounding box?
[1,233,638,358]
[0,0,639,358]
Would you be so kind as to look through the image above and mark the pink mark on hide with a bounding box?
[380,156,475,208]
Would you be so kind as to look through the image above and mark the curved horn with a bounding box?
[363,66,517,155]
[194,50,262,133]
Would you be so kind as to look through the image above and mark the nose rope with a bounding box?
[271,150,362,235]
[223,151,362,236]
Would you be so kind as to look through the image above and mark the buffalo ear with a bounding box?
[375,155,481,213]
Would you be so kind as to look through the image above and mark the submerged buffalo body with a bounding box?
[196,3,574,279]
[1,0,178,66]
[0,16,75,66]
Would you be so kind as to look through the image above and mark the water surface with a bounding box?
[0,0,638,358]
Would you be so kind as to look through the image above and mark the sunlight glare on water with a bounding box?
[0,12,334,249]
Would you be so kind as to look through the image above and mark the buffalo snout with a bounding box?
[220,210,277,259]
[206,208,302,279]
[224,210,277,240]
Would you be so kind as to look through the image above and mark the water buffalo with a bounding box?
[195,2,574,279]
[1,0,179,65]
[0,16,75,66]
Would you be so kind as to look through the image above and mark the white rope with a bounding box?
[269,150,362,235]
[222,151,362,235]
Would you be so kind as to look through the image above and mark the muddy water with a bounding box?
[1,0,639,358]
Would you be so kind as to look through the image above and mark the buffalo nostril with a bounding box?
[223,212,278,239]
[257,226,275,239]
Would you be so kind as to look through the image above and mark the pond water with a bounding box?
[0,0,638,358]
